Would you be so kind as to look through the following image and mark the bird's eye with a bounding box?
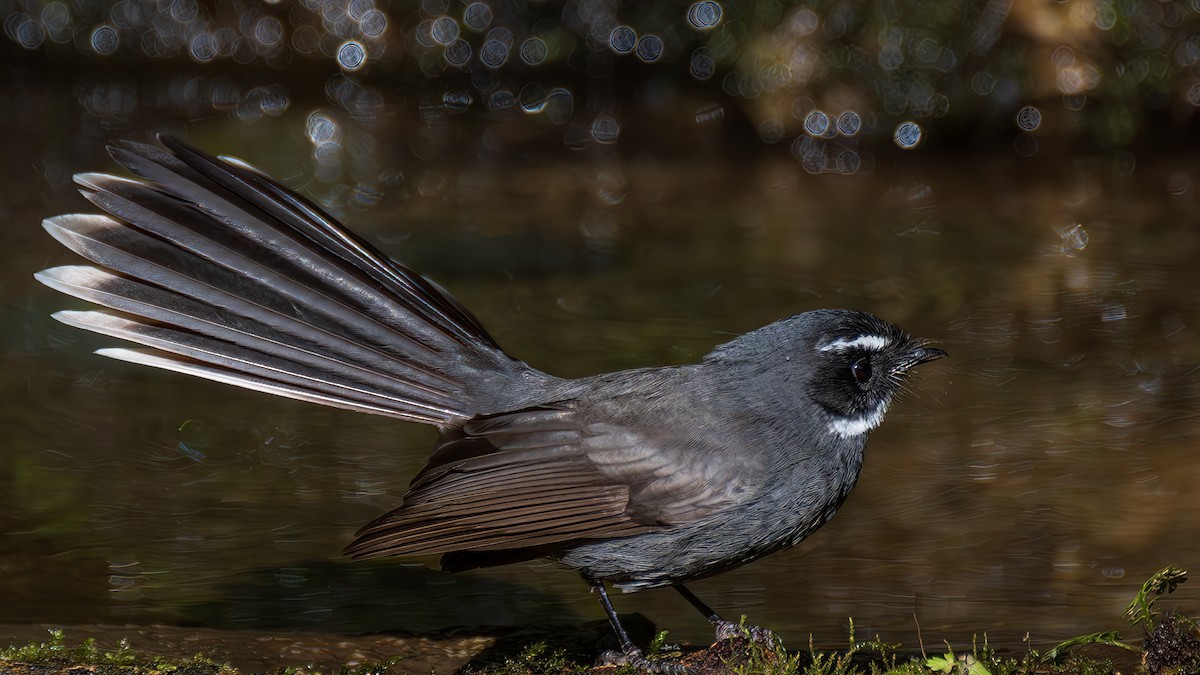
[850,357,872,385]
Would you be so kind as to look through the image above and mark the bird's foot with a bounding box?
[711,618,780,648]
[598,645,690,674]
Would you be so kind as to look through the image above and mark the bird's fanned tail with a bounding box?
[36,136,535,424]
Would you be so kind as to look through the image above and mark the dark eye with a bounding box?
[850,357,872,385]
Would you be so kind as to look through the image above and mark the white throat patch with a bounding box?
[818,335,890,353]
[827,401,890,439]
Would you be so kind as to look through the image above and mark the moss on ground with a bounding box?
[467,567,1199,675]
[2,568,1197,675]
[0,628,232,674]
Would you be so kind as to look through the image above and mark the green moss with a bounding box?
[2,567,1196,674]
[468,641,591,675]
[0,628,231,674]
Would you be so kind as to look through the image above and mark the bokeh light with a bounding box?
[635,35,663,63]
[337,40,366,71]
[1016,106,1041,132]
[591,115,620,144]
[463,2,493,32]
[687,1,723,31]
[479,39,508,68]
[360,10,387,38]
[0,0,1195,161]
[444,38,471,66]
[91,24,119,55]
[7,13,45,49]
[252,16,281,46]
[893,121,923,149]
[609,26,636,54]
[431,16,458,45]
[543,87,573,125]
[971,72,996,96]
[519,37,547,65]
[40,3,72,44]
[1187,82,1200,107]
[837,111,861,137]
[443,89,472,112]
[487,88,515,111]
[803,111,831,137]
[307,110,341,145]
[519,82,547,113]
[695,103,724,124]
[689,48,715,81]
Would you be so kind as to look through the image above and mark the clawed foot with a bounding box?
[711,618,779,647]
[598,645,690,674]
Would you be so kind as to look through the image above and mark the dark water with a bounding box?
[3,80,1200,656]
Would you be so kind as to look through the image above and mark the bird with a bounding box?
[35,136,946,671]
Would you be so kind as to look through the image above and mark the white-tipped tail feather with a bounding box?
[37,136,542,426]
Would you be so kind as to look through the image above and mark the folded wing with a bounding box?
[344,406,760,566]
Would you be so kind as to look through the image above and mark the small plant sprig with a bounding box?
[1123,566,1188,631]
[925,649,991,675]
[1040,631,1137,663]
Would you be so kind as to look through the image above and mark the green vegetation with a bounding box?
[472,567,1199,675]
[2,568,1197,674]
[1124,567,1188,632]
[468,642,592,675]
[0,628,230,674]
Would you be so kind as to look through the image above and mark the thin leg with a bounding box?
[674,584,722,623]
[673,584,779,648]
[591,580,636,654]
[589,579,687,674]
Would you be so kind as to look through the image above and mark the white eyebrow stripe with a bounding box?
[818,335,890,352]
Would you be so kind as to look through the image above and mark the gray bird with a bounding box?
[36,137,946,670]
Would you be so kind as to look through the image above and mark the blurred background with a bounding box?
[4,0,1200,660]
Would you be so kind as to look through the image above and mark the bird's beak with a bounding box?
[905,346,948,367]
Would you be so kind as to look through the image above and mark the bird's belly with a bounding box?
[559,439,866,590]
[558,486,851,591]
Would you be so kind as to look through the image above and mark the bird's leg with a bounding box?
[673,584,779,647]
[590,579,687,674]
[592,580,637,655]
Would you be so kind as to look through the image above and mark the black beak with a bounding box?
[907,346,948,366]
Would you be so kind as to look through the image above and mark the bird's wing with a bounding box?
[343,406,758,560]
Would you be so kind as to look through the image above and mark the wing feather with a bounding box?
[344,405,759,564]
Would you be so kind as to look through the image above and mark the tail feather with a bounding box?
[74,165,461,356]
[41,210,451,382]
[115,137,497,350]
[37,266,461,419]
[97,346,423,419]
[36,136,535,424]
[51,309,455,422]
